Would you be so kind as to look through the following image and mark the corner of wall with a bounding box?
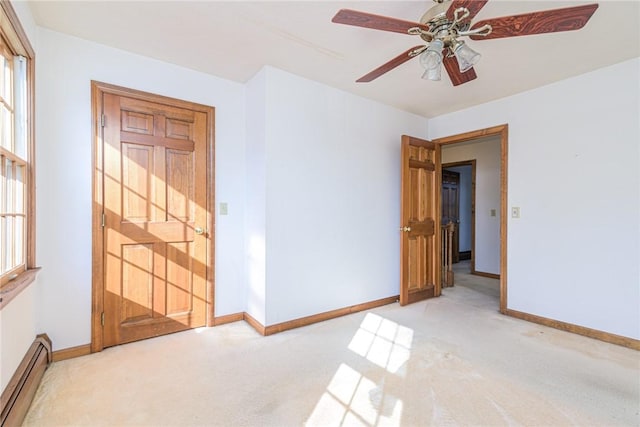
[243,68,268,325]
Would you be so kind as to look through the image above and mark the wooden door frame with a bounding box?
[90,81,216,352]
[442,160,476,272]
[433,124,508,313]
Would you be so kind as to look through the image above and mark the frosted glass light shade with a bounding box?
[453,42,481,73]
[419,39,444,70]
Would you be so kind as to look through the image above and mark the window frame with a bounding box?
[0,0,37,308]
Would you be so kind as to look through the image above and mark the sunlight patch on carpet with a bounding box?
[348,313,413,376]
[305,363,403,426]
[306,314,413,426]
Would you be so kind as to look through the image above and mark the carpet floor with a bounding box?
[24,264,639,426]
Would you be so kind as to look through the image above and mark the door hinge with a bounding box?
[101,213,105,227]
[100,114,106,127]
[101,312,105,326]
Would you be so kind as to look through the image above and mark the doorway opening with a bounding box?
[434,125,508,313]
[442,160,476,275]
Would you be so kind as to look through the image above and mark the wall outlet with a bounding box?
[511,207,520,218]
[219,202,228,216]
[490,209,496,217]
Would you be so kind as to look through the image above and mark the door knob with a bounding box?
[195,226,205,235]
[402,226,411,232]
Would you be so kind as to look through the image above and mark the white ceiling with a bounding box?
[28,0,640,118]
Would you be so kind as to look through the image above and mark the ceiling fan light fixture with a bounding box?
[332,2,599,85]
[452,40,481,73]
[419,39,444,71]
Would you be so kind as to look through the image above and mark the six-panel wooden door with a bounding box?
[100,90,211,347]
[400,135,440,305]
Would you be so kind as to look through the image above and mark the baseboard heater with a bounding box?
[1,334,52,426]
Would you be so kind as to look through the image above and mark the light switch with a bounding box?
[490,209,496,217]
[511,207,520,218]
[219,202,228,216]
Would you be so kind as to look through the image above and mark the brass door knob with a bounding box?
[195,226,205,235]
[402,226,411,232]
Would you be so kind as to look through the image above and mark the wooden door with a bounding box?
[400,135,440,305]
[441,169,460,263]
[99,87,213,347]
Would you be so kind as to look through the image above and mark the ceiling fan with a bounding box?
[332,0,598,86]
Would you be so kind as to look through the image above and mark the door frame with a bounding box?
[90,81,216,352]
[442,160,476,271]
[433,124,508,313]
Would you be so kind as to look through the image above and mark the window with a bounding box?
[0,0,35,299]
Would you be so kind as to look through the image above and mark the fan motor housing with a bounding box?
[420,0,450,25]
[420,0,471,45]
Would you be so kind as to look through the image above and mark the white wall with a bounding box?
[35,28,247,350]
[442,139,501,273]
[245,69,268,325]
[0,0,39,395]
[0,285,38,392]
[443,165,472,253]
[429,58,640,339]
[248,67,428,325]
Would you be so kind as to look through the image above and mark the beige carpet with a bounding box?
[24,265,639,426]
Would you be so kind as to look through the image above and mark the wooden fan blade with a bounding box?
[469,4,598,40]
[357,45,424,82]
[446,0,489,21]
[442,55,477,86]
[332,9,429,34]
